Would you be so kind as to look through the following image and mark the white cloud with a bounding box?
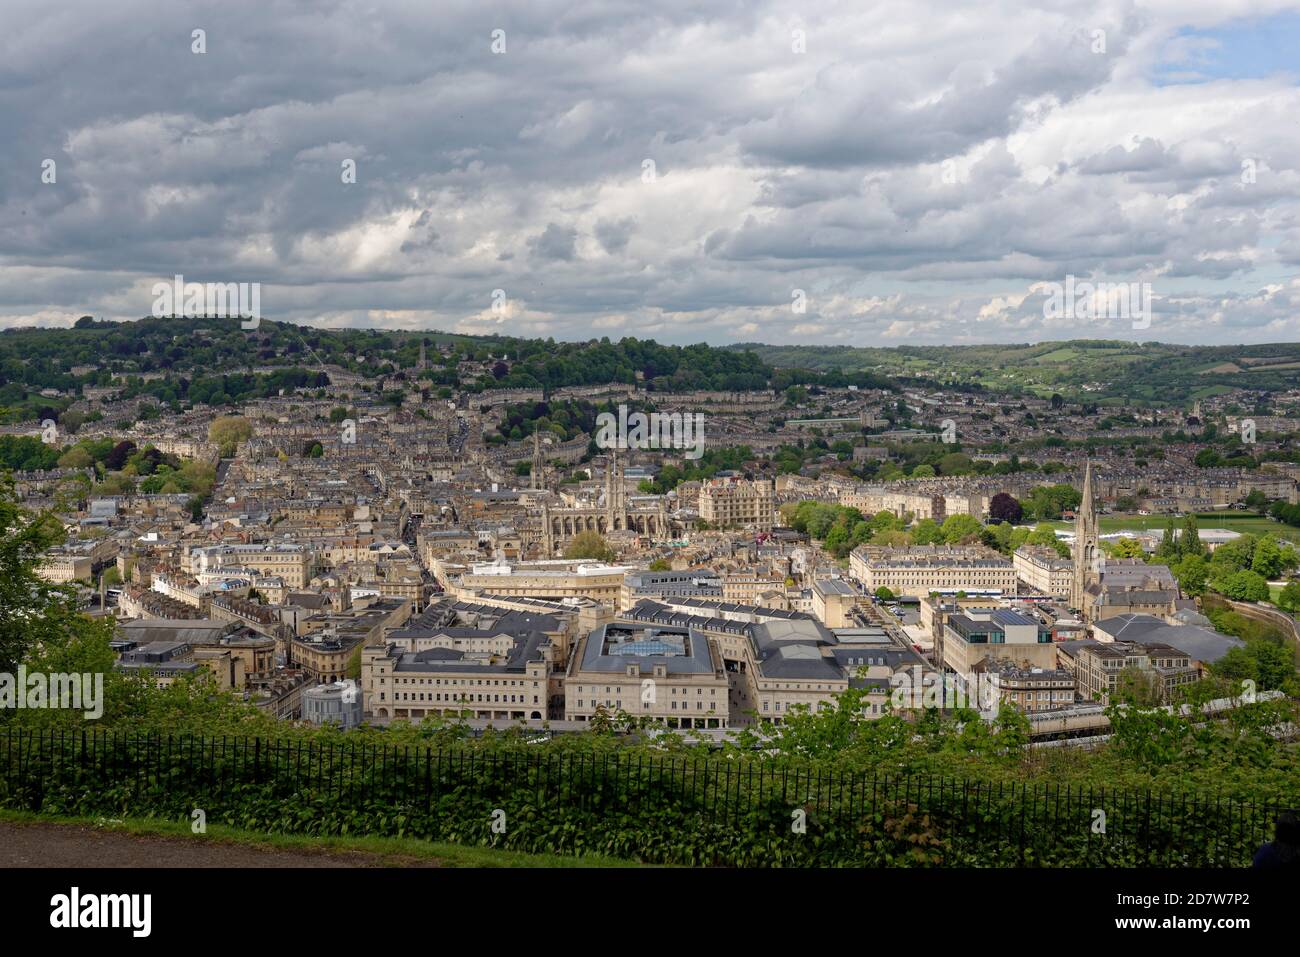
[0,0,1298,345]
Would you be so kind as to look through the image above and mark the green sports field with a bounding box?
[1047,513,1300,544]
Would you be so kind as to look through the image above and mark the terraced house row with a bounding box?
[849,544,1018,598]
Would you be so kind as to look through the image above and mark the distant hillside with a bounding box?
[729,340,1300,405]
[0,316,890,422]
[7,318,1294,421]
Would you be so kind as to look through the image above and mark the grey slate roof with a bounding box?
[119,618,232,645]
[1093,613,1244,664]
[391,628,548,674]
[578,623,716,675]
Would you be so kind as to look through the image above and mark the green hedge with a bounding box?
[1,730,1284,867]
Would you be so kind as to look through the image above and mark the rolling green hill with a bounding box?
[729,340,1300,405]
[6,318,1298,420]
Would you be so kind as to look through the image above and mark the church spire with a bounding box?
[1071,460,1100,618]
[1079,460,1095,521]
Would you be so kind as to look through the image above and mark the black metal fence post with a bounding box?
[0,730,1290,867]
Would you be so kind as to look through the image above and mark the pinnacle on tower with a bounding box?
[1078,460,1095,523]
[1071,460,1100,618]
[531,431,544,490]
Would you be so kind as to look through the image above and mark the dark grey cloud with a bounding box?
[0,0,1297,345]
[594,216,635,254]
[528,223,579,261]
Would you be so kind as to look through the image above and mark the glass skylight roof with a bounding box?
[607,635,687,657]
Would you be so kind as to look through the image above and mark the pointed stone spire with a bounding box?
[1072,460,1100,618]
[1078,460,1095,521]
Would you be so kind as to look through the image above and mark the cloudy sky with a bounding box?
[3,0,1299,346]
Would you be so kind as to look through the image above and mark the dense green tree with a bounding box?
[1104,537,1145,559]
[208,416,252,456]
[1213,641,1297,693]
[1021,483,1081,521]
[56,446,94,469]
[564,531,616,562]
[1179,513,1206,558]
[1218,569,1270,602]
[1251,535,1286,579]
[1156,517,1178,560]
[0,435,61,471]
[940,514,984,544]
[1210,536,1254,574]
[1170,554,1209,596]
[0,478,113,679]
[1025,523,1069,557]
[911,518,943,545]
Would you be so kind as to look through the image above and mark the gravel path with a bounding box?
[0,821,442,868]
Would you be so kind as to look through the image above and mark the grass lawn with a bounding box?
[1033,347,1080,363]
[0,808,642,868]
[1189,385,1237,399]
[1048,513,1300,544]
